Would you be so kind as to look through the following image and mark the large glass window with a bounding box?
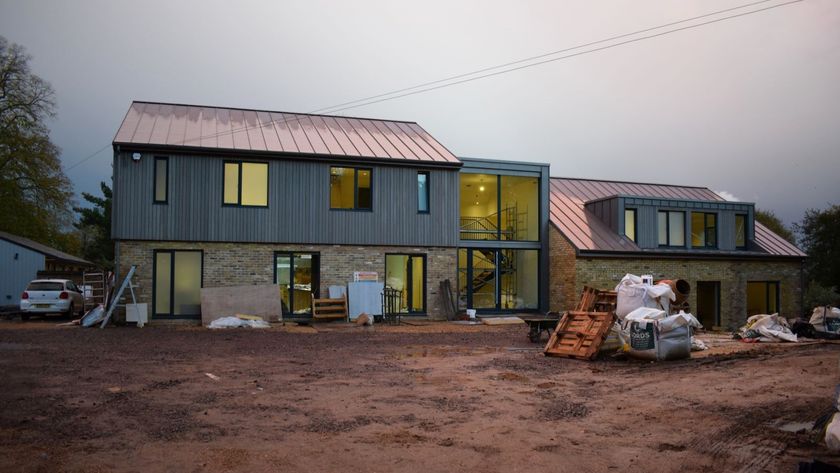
[275,252,320,317]
[735,214,747,249]
[385,254,426,313]
[747,281,780,316]
[501,176,539,241]
[154,157,168,203]
[691,212,717,248]
[624,208,637,242]
[153,250,202,318]
[458,248,538,310]
[658,211,685,247]
[330,167,372,210]
[223,161,268,206]
[459,173,538,241]
[417,172,429,214]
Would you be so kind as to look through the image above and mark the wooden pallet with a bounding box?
[311,294,347,321]
[543,311,615,360]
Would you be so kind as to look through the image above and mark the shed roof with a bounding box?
[0,231,94,265]
[113,101,460,165]
[549,177,805,258]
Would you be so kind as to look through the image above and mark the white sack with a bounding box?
[826,413,840,451]
[810,306,840,334]
[738,313,797,343]
[615,274,676,318]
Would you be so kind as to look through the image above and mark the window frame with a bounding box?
[417,171,430,214]
[385,253,427,314]
[735,214,748,250]
[658,210,686,248]
[153,156,168,204]
[691,212,718,249]
[222,160,269,208]
[624,208,637,243]
[329,166,373,212]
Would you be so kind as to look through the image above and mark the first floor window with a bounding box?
[691,212,717,248]
[735,214,747,249]
[658,211,685,247]
[154,157,168,203]
[417,172,429,214]
[224,161,268,206]
[746,281,779,316]
[330,166,372,210]
[624,208,637,242]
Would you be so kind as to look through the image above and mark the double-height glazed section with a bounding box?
[457,158,549,313]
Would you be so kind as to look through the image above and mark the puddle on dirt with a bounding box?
[776,421,813,433]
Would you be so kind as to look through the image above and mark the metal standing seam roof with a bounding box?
[0,231,94,265]
[549,177,805,258]
[113,101,460,165]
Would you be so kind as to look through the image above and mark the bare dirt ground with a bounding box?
[1,319,839,473]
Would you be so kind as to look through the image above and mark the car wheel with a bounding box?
[66,303,75,318]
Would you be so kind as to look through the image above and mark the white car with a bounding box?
[20,279,85,320]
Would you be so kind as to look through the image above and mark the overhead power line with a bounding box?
[64,0,803,171]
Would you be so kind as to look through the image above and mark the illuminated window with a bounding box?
[223,161,268,206]
[735,214,747,249]
[658,211,685,247]
[691,212,717,248]
[154,157,168,203]
[624,208,637,242]
[330,167,372,210]
[747,281,779,316]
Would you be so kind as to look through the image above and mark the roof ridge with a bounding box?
[130,100,420,125]
[550,175,712,191]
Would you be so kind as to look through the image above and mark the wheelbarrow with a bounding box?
[520,312,562,343]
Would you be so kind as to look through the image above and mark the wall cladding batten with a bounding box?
[112,152,459,247]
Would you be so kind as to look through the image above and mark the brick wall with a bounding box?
[548,227,803,330]
[118,241,457,320]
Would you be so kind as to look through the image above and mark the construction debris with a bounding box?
[544,311,614,360]
[205,373,220,381]
[355,313,373,326]
[481,316,524,326]
[735,313,798,343]
[80,304,105,328]
[208,316,270,329]
[810,306,840,334]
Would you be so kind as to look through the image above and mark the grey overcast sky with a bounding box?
[1,0,838,225]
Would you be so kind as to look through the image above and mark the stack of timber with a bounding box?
[544,286,617,360]
[311,294,348,321]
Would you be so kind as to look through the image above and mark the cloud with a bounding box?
[714,190,741,202]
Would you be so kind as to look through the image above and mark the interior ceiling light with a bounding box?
[479,186,485,192]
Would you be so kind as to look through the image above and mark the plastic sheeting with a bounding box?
[208,316,270,329]
[736,313,797,342]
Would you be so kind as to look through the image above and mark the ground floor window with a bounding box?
[385,254,426,313]
[746,281,780,316]
[153,250,203,318]
[274,252,319,317]
[458,248,538,311]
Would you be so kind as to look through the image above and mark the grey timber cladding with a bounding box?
[0,240,44,304]
[112,152,459,246]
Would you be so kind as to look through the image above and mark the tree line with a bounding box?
[0,35,837,310]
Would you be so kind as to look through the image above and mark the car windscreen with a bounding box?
[26,282,64,291]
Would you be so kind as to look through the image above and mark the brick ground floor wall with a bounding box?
[118,241,457,321]
[548,228,803,330]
